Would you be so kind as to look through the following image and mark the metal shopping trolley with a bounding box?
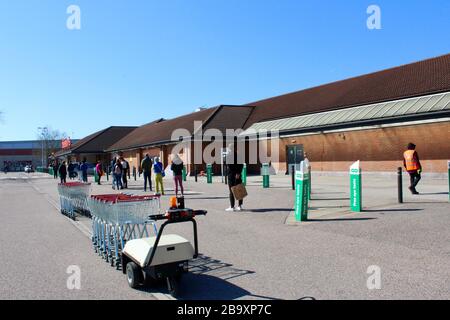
[89,194,160,269]
[57,182,92,220]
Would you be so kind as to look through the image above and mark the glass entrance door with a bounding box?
[286,144,304,174]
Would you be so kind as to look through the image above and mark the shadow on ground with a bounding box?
[135,254,284,300]
[363,208,424,213]
[307,217,377,222]
[247,208,293,213]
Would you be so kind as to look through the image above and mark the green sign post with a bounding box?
[448,161,450,201]
[94,170,99,183]
[295,161,310,222]
[206,164,212,184]
[182,165,187,182]
[304,158,311,200]
[262,163,270,188]
[350,161,362,212]
[242,163,247,186]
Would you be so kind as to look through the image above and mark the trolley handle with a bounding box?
[193,210,207,216]
[148,214,167,221]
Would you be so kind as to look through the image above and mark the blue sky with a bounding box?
[0,0,449,141]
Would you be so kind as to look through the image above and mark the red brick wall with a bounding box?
[275,121,450,173]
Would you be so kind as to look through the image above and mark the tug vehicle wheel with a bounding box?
[126,262,142,289]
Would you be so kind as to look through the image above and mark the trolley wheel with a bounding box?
[166,276,180,298]
[126,262,142,289]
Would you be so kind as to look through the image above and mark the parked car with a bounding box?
[24,165,34,173]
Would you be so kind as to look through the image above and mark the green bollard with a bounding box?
[182,165,187,182]
[308,172,311,200]
[262,163,270,188]
[206,164,212,184]
[448,161,450,201]
[350,160,362,212]
[295,161,310,222]
[242,164,247,186]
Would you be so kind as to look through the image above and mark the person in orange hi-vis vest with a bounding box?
[403,143,422,195]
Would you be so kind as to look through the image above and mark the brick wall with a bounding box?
[274,121,450,173]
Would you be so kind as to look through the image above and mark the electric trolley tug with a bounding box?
[121,197,207,297]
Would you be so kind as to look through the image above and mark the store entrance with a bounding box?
[286,144,304,174]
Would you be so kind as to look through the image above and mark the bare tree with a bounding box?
[36,126,67,167]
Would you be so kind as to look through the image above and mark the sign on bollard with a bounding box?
[242,163,247,186]
[262,163,270,188]
[206,164,212,184]
[350,161,362,212]
[295,161,310,222]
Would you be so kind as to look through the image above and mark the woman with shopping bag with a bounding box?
[225,144,247,212]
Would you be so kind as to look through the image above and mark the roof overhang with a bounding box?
[241,91,450,138]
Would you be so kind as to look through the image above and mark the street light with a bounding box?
[38,127,48,167]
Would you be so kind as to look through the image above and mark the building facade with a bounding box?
[242,54,450,174]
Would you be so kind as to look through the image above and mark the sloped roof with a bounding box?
[106,105,255,152]
[55,126,137,156]
[244,54,450,127]
[243,91,450,135]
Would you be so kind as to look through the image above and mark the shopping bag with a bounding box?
[231,183,248,201]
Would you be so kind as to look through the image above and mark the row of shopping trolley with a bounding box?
[57,182,92,219]
[89,194,160,269]
[57,182,161,269]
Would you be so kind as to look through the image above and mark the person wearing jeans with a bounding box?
[79,158,88,183]
[170,154,184,197]
[113,159,123,190]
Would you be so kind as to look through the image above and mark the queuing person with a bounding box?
[403,143,422,195]
[95,160,103,185]
[79,158,89,182]
[120,157,129,189]
[68,162,75,179]
[110,157,117,187]
[113,159,123,190]
[58,161,67,184]
[153,157,165,195]
[141,154,153,192]
[52,161,58,179]
[225,144,244,212]
[170,154,184,197]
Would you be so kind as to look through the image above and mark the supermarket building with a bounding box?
[82,53,450,175]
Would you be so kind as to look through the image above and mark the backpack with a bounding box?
[114,165,122,175]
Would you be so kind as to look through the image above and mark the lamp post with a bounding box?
[38,127,48,168]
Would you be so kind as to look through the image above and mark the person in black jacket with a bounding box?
[225,144,244,212]
[58,161,67,184]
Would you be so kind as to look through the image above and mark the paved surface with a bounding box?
[1,171,449,300]
[0,174,156,300]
